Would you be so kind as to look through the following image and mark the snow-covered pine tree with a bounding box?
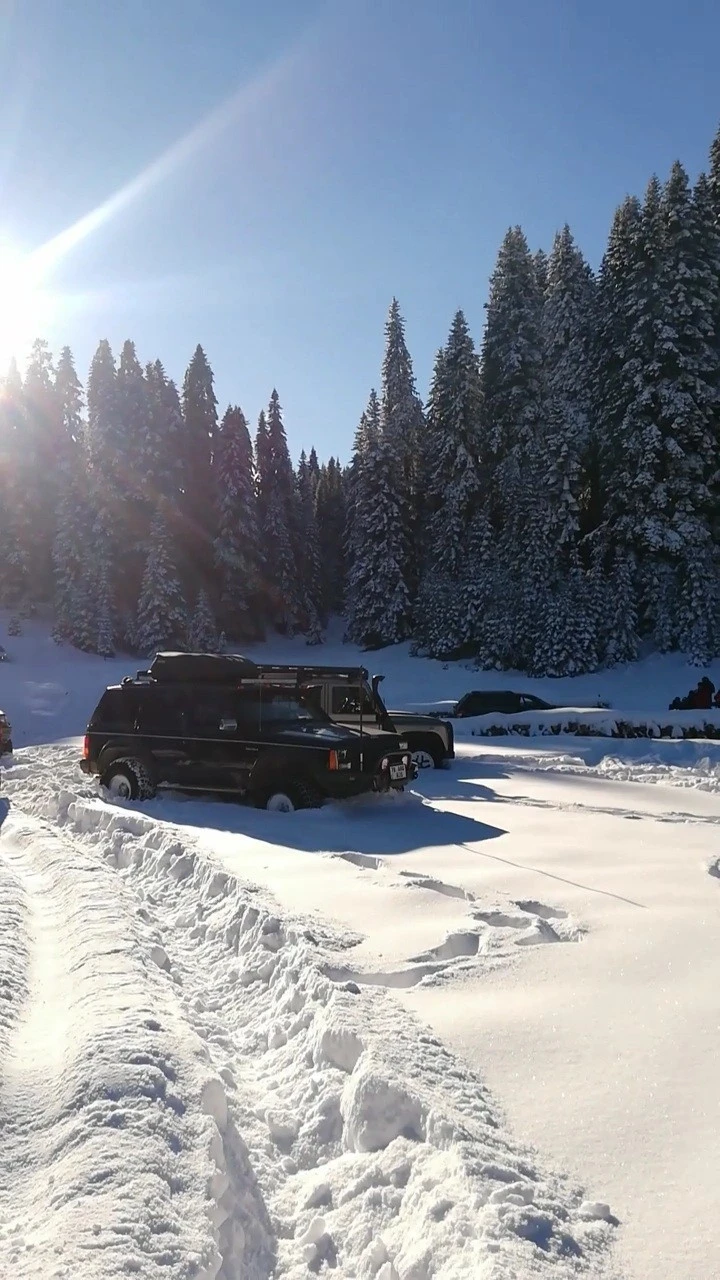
[52,348,95,649]
[134,507,187,655]
[256,391,303,633]
[603,549,639,666]
[307,447,321,495]
[296,451,323,641]
[532,226,598,674]
[591,195,643,543]
[23,338,61,603]
[188,589,218,652]
[344,411,372,612]
[315,456,346,619]
[0,361,30,608]
[480,228,549,669]
[115,340,155,621]
[708,122,720,365]
[85,340,122,647]
[693,151,720,558]
[415,313,486,659]
[145,360,184,503]
[534,248,549,296]
[213,405,263,639]
[181,345,217,593]
[345,390,412,648]
[380,298,425,600]
[611,165,719,657]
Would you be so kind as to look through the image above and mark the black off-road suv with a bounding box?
[80,651,415,811]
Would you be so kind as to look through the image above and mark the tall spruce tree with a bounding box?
[532,226,598,675]
[0,361,30,608]
[135,507,187,654]
[481,227,549,670]
[188,589,218,651]
[52,348,95,648]
[415,312,486,658]
[296,451,323,641]
[345,390,412,647]
[85,339,122,648]
[23,338,59,601]
[181,344,217,592]
[315,456,346,618]
[116,340,154,621]
[214,405,263,638]
[256,391,302,633]
[380,298,424,599]
[145,360,184,503]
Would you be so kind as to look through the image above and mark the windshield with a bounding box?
[258,688,330,723]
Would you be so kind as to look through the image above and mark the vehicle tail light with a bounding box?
[82,734,90,759]
[328,749,339,771]
[381,757,389,770]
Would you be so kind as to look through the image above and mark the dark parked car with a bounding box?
[454,691,557,718]
[80,651,415,812]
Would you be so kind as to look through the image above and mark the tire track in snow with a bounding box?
[19,785,617,1279]
[0,811,248,1280]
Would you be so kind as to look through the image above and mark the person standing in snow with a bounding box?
[695,677,715,710]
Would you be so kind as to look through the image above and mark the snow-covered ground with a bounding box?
[2,618,720,1279]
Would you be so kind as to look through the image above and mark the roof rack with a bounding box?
[254,663,369,682]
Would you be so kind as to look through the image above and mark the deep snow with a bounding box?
[2,617,720,1279]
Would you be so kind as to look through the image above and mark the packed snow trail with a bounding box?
[0,756,618,1280]
[0,810,234,1280]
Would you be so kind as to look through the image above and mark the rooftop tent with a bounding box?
[149,652,260,683]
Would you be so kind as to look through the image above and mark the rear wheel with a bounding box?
[101,757,156,801]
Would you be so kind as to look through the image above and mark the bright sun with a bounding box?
[0,237,49,373]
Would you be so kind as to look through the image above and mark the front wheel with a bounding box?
[259,780,324,812]
[101,757,156,801]
[407,736,444,770]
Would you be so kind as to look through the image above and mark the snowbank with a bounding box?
[0,757,617,1280]
[470,707,720,740]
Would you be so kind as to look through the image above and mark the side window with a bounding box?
[186,690,240,737]
[503,694,522,713]
[330,685,375,716]
[137,689,187,735]
[93,689,135,731]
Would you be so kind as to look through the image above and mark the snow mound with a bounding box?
[0,765,617,1279]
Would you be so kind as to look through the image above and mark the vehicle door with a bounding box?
[134,686,190,787]
[328,681,382,735]
[184,687,258,793]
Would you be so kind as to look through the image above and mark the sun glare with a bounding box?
[0,237,51,374]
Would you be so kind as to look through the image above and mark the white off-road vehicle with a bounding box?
[253,663,455,771]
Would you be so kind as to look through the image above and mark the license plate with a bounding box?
[390,763,406,781]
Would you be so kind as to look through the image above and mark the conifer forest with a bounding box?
[2,128,720,675]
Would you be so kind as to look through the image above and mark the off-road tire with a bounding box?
[257,778,324,812]
[407,734,444,770]
[101,757,156,801]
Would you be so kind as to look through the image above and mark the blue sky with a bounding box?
[1,0,719,460]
